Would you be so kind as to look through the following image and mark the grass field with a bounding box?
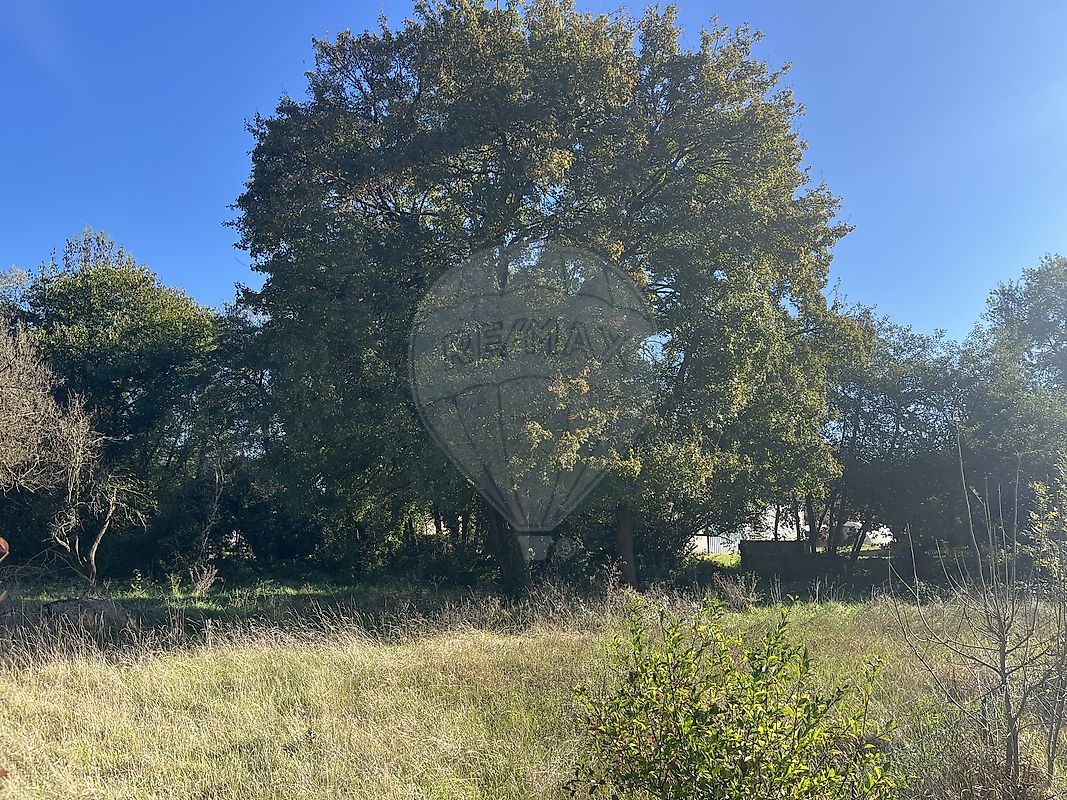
[0,581,1056,799]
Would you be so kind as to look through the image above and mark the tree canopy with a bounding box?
[1,2,1063,593]
[234,0,851,586]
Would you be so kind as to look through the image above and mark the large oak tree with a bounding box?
[236,0,848,589]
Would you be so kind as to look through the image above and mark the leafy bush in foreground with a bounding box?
[570,602,903,800]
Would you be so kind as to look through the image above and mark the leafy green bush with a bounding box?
[569,602,904,800]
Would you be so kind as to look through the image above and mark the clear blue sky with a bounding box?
[2,1,1065,337]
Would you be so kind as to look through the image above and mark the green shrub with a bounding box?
[569,602,904,800]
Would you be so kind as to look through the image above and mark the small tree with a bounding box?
[895,442,1067,798]
[48,422,150,589]
[0,321,139,588]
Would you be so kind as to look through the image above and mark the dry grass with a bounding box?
[0,585,629,800]
[0,585,1058,799]
[1,629,607,799]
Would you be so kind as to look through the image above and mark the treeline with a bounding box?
[1,1,1064,592]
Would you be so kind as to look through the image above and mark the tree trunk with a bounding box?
[444,515,458,551]
[805,494,819,555]
[827,485,849,556]
[615,502,638,587]
[485,505,530,597]
[85,497,116,592]
[792,497,803,542]
[846,511,874,575]
[772,504,781,541]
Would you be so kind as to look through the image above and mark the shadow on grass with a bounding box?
[0,550,906,666]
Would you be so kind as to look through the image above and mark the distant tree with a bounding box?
[988,254,1067,391]
[816,315,959,568]
[825,256,1067,573]
[14,230,218,468]
[235,1,848,590]
[956,254,1067,526]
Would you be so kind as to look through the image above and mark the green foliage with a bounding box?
[570,602,903,800]
[0,230,266,579]
[235,0,848,580]
[822,271,1067,567]
[1021,458,1067,583]
[988,254,1067,391]
[822,314,961,558]
[17,229,218,458]
[0,9,1061,591]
